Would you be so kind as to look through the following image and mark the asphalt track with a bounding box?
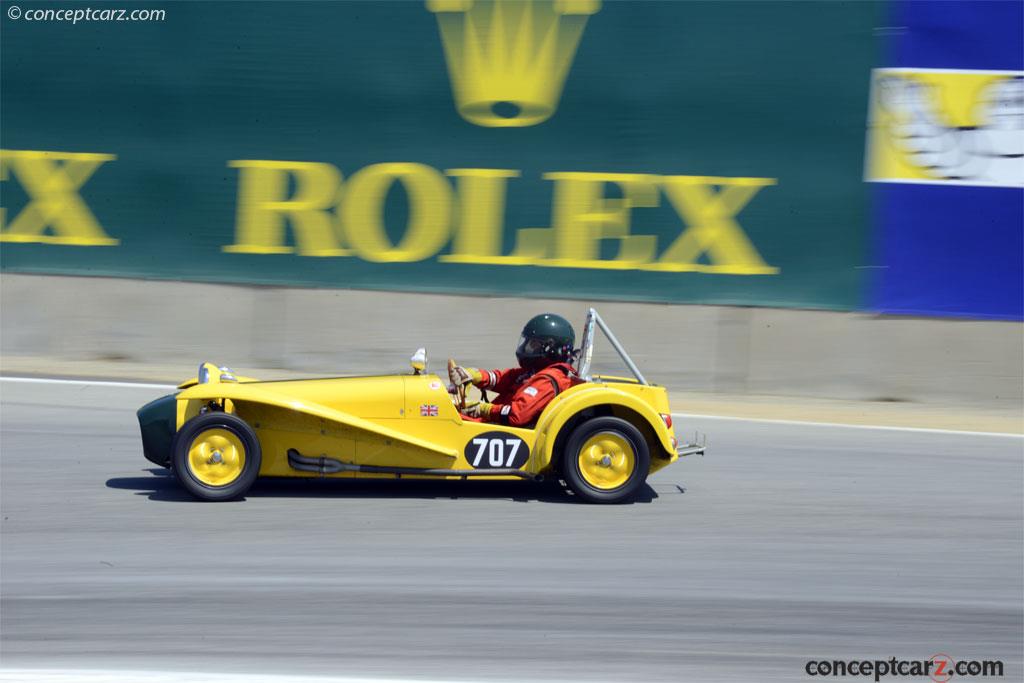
[1,380,1021,682]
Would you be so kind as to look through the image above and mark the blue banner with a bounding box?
[868,0,1024,319]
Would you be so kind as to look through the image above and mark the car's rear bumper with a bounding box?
[675,439,706,457]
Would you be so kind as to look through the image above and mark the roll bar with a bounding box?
[575,308,649,385]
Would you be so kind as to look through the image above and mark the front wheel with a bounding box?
[561,417,650,504]
[172,412,261,501]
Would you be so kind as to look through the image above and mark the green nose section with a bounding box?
[137,393,177,467]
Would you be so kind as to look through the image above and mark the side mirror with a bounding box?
[410,348,427,375]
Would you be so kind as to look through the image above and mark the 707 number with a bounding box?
[469,437,522,468]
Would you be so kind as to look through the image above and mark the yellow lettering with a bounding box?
[439,168,551,265]
[341,163,452,263]
[539,171,659,269]
[440,168,519,263]
[0,150,118,246]
[648,176,777,274]
[224,160,346,256]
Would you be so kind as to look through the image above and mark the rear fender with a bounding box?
[532,385,674,472]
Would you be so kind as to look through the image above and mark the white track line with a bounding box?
[673,412,1024,439]
[0,671,486,683]
[1,375,1019,438]
[0,376,175,390]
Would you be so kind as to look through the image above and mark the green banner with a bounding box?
[0,1,879,309]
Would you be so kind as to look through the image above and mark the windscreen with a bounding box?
[576,308,596,380]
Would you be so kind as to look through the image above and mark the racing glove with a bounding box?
[462,401,495,419]
[448,361,483,389]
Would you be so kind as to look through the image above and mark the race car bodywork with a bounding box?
[137,309,705,503]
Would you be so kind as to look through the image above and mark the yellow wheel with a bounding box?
[172,412,261,501]
[562,417,650,503]
[186,429,246,487]
[577,432,637,490]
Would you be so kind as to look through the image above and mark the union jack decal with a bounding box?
[420,404,439,417]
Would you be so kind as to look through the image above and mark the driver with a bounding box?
[449,313,581,427]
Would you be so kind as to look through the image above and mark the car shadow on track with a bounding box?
[105,468,660,505]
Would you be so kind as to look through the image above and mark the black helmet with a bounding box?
[515,313,575,372]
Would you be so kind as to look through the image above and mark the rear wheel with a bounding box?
[561,417,650,504]
[172,412,261,501]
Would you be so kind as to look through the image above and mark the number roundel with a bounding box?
[464,432,530,470]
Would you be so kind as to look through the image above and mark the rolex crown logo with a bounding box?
[428,0,600,127]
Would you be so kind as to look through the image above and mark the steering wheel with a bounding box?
[448,359,467,412]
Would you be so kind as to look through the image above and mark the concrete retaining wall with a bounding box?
[2,274,1021,407]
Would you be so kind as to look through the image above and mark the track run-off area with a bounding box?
[1,378,1021,682]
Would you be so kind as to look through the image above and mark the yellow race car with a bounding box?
[136,309,705,503]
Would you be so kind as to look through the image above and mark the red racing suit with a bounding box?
[473,362,580,427]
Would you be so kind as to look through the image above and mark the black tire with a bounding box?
[172,412,261,501]
[561,416,650,504]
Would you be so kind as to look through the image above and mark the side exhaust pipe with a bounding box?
[287,449,542,481]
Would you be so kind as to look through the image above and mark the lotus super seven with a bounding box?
[137,308,705,503]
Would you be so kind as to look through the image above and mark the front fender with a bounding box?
[531,384,675,472]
